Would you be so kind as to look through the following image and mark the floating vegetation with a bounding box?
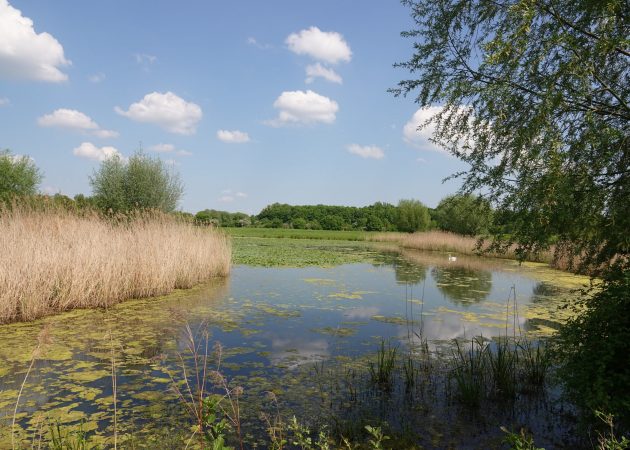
[311,327,357,337]
[0,242,592,448]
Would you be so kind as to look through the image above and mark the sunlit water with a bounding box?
[0,246,587,448]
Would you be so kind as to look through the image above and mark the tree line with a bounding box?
[195,196,494,235]
[1,148,495,236]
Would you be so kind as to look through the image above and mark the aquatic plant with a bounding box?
[487,338,518,399]
[449,337,487,407]
[0,205,231,323]
[500,426,544,450]
[368,340,397,390]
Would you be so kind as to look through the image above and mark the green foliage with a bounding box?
[48,421,95,450]
[196,209,251,227]
[90,152,183,213]
[450,338,487,407]
[364,425,390,450]
[368,340,397,389]
[394,0,629,424]
[433,194,493,236]
[393,0,629,274]
[0,149,42,204]
[553,274,630,427]
[500,426,545,450]
[202,396,233,450]
[595,411,630,450]
[256,202,399,232]
[396,199,430,232]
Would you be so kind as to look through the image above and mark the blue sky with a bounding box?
[0,0,467,214]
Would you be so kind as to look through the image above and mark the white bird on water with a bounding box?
[448,253,457,262]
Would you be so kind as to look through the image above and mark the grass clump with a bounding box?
[0,205,231,323]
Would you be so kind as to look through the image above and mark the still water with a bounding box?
[0,246,586,448]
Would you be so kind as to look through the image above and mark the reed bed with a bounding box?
[371,230,555,265]
[0,206,231,323]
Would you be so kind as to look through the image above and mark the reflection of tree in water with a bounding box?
[372,252,427,285]
[532,282,561,299]
[431,266,492,306]
[394,258,427,285]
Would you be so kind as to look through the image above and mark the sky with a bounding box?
[0,0,468,214]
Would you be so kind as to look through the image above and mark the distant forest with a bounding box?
[195,195,494,236]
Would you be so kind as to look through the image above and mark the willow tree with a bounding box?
[90,152,183,213]
[393,0,629,423]
[0,150,42,204]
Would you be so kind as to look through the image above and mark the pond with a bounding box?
[0,240,589,448]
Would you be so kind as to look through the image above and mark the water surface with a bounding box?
[0,244,587,447]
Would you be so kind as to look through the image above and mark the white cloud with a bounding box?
[268,90,338,126]
[286,26,351,64]
[219,189,247,202]
[37,108,118,138]
[403,106,446,153]
[247,37,271,50]
[88,72,105,83]
[346,144,384,160]
[149,143,175,153]
[93,129,119,138]
[0,97,9,106]
[217,129,250,144]
[0,0,70,82]
[305,63,342,84]
[148,143,192,157]
[115,91,202,135]
[73,142,123,161]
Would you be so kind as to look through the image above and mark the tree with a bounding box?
[396,199,430,232]
[393,0,629,423]
[90,152,183,213]
[433,194,493,236]
[0,150,42,204]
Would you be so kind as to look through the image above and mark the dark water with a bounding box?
[0,247,587,448]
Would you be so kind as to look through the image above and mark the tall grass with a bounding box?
[0,206,231,323]
[372,231,556,265]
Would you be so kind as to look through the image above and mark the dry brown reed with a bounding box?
[0,206,231,324]
[371,231,555,264]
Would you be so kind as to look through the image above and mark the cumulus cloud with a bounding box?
[38,108,118,138]
[115,91,202,135]
[0,0,70,82]
[217,129,250,144]
[346,144,384,160]
[286,26,351,64]
[403,106,446,153]
[267,90,338,126]
[73,142,123,161]
[0,97,9,106]
[176,149,192,156]
[305,63,342,84]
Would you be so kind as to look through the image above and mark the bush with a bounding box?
[396,199,430,232]
[90,152,183,213]
[433,194,493,236]
[553,271,630,428]
[0,149,42,204]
